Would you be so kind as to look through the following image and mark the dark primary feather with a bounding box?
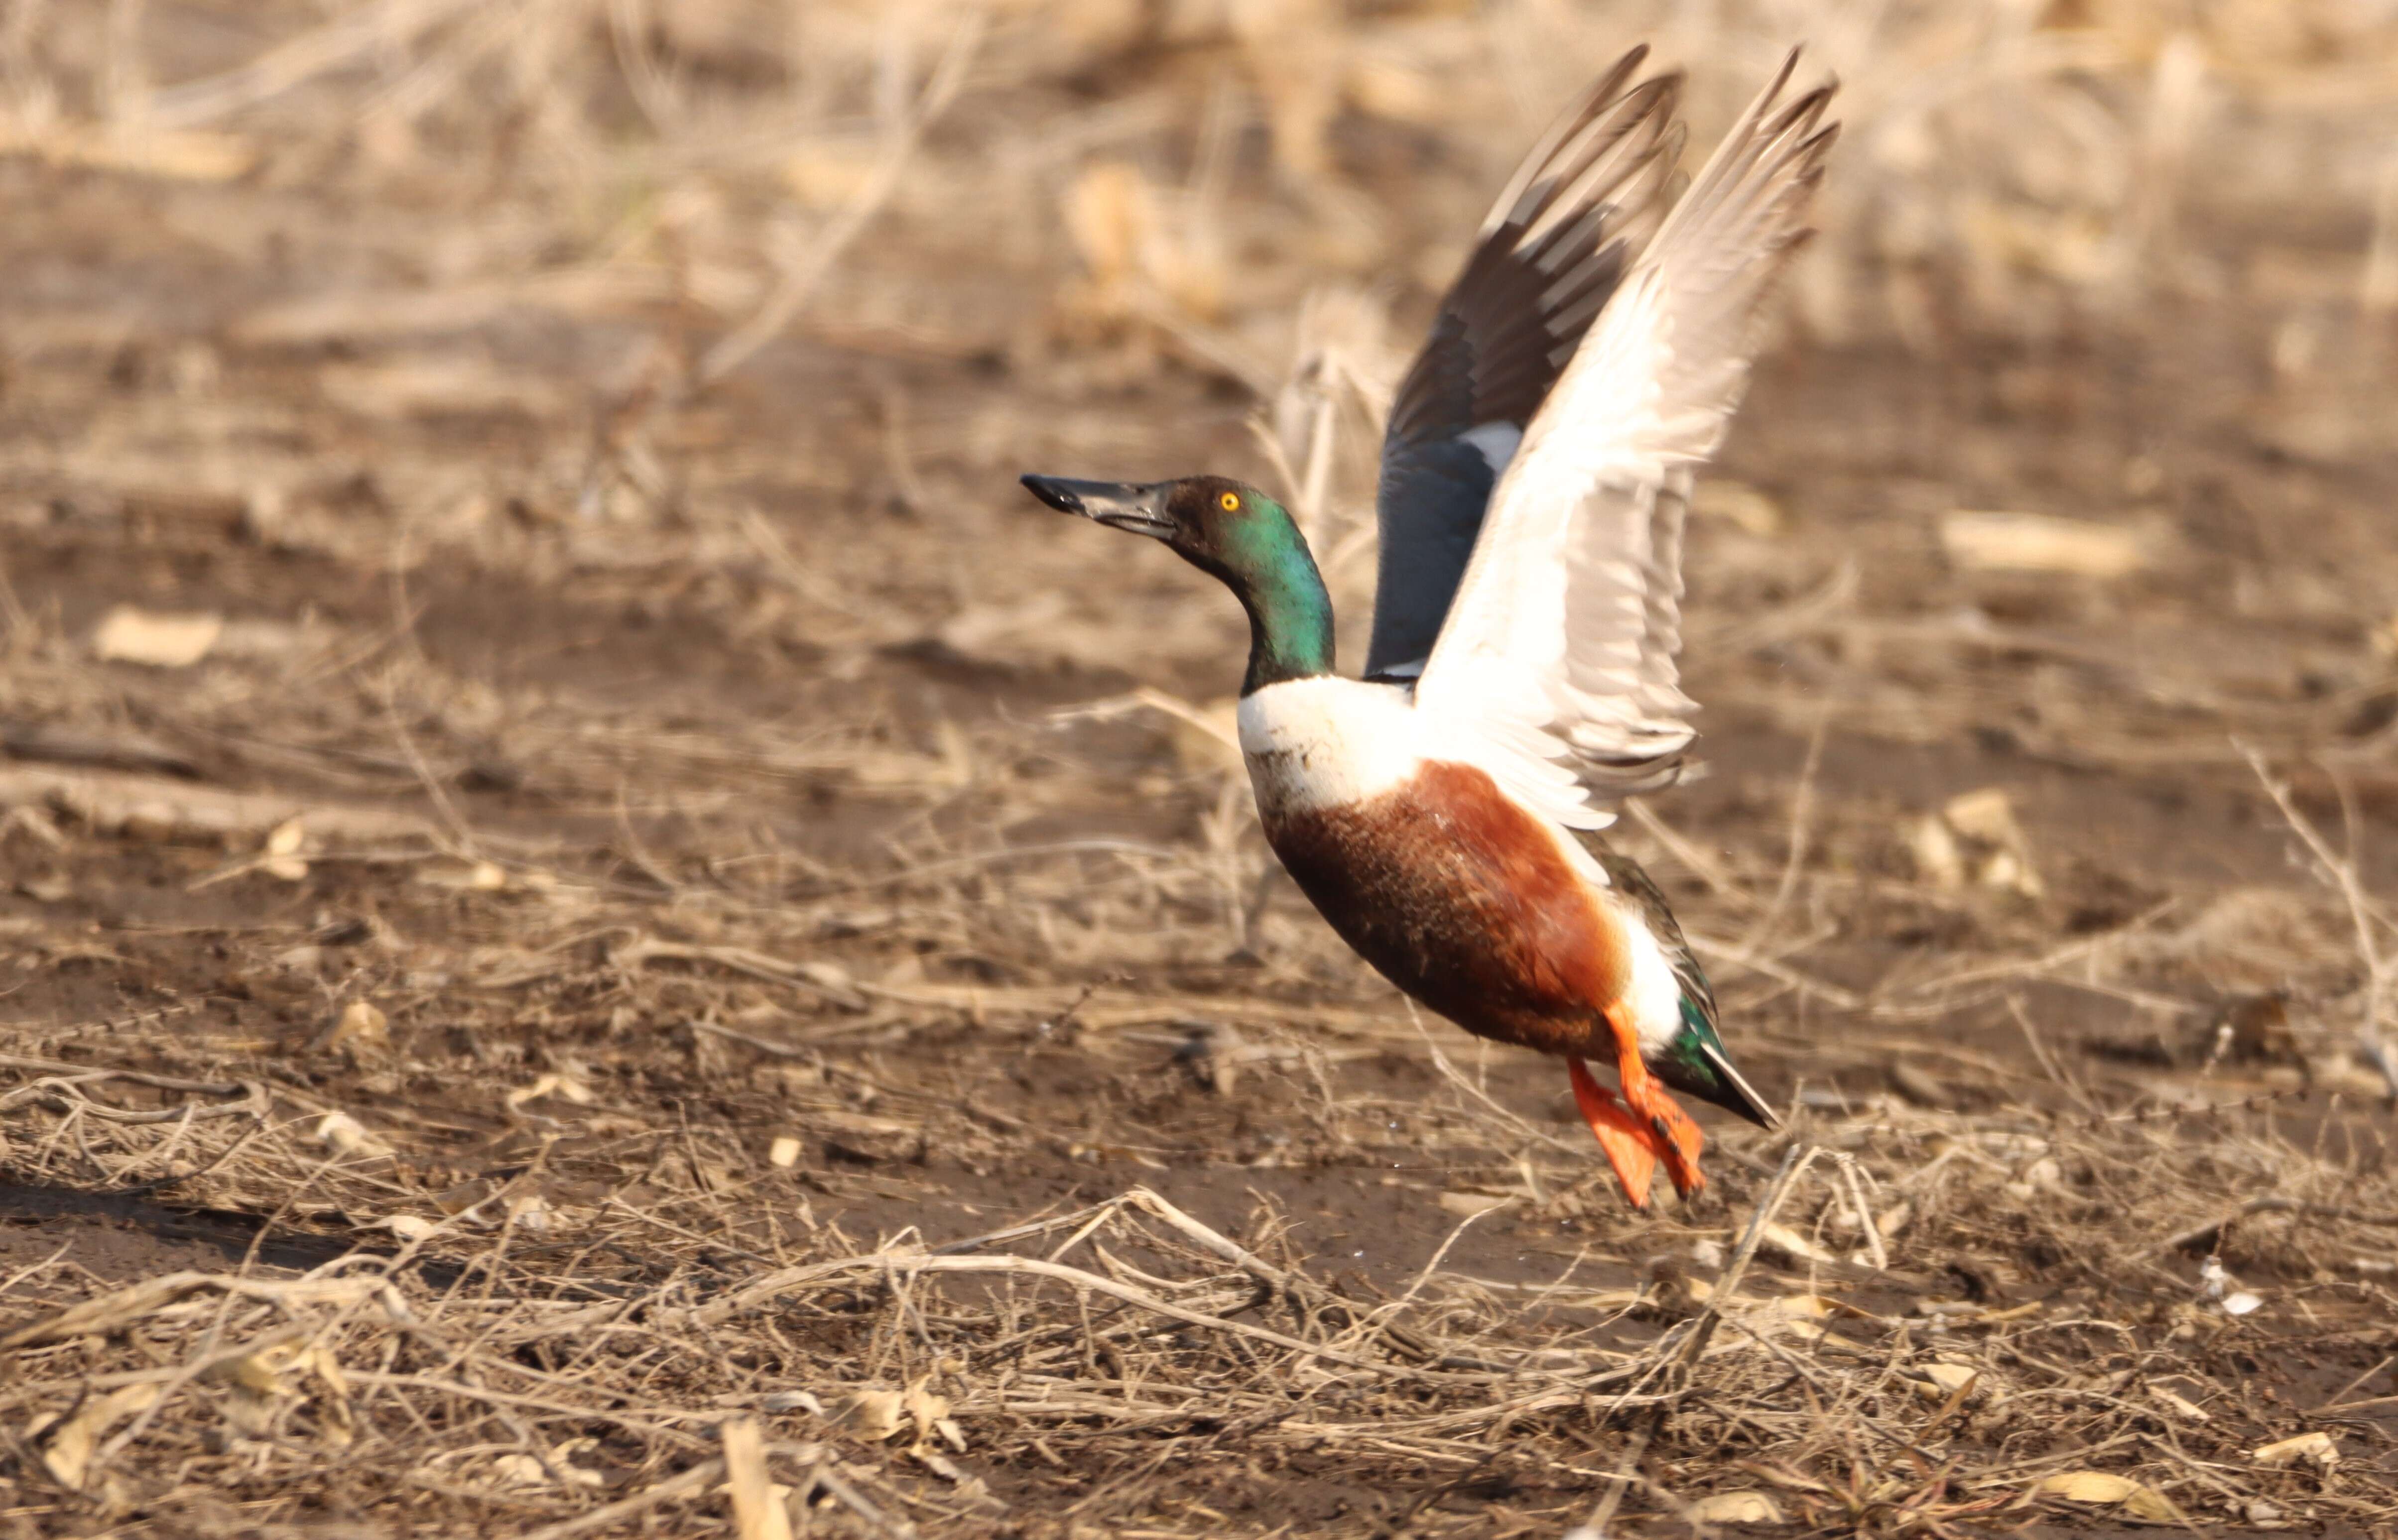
[1364,47,1685,681]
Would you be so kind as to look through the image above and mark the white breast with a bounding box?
[1236,677,1421,815]
[1237,675,1616,895]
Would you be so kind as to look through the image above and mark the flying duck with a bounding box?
[1023,46,1836,1207]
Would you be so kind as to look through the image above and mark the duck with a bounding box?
[1022,46,1836,1208]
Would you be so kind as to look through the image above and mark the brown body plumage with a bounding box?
[1260,760,1631,1061]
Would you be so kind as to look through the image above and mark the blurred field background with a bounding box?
[2,0,2398,1536]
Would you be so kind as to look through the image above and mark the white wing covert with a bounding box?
[1412,50,1837,831]
[1367,47,1684,681]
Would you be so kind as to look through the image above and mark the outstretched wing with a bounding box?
[1364,46,1684,681]
[1413,51,1836,828]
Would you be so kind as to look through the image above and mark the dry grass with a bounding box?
[3,1011,2398,1535]
[2,0,2398,1535]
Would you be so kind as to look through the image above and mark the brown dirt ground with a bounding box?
[4,6,2398,1539]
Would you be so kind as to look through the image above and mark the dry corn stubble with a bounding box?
[2,0,2398,1535]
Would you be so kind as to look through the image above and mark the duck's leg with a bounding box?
[1568,1057,1659,1208]
[1603,1004,1707,1199]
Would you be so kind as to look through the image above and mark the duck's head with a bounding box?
[1019,474,1284,574]
[1020,472,1332,693]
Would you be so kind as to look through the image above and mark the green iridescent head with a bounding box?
[1020,474,1332,694]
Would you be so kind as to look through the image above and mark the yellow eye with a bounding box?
[1218,491,1241,512]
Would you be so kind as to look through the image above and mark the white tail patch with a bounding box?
[1612,904,1686,1053]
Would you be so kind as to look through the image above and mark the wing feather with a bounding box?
[1414,51,1837,828]
[1365,47,1684,680]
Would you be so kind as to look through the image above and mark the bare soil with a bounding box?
[3,5,2398,1537]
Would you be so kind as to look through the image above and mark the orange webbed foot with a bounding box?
[1569,1057,1659,1208]
[1602,1006,1707,1200]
